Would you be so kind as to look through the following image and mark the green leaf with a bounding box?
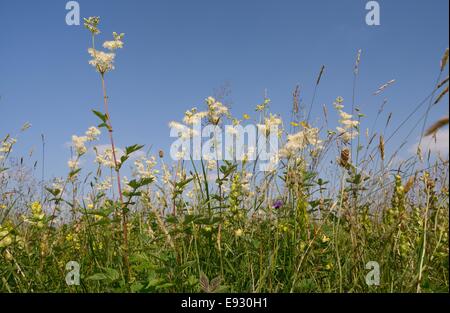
[92,110,107,123]
[104,268,120,281]
[86,273,108,281]
[69,168,81,179]
[45,187,61,197]
[125,144,144,155]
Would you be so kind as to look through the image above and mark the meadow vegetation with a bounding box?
[0,17,448,293]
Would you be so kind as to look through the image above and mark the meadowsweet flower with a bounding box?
[339,119,359,128]
[169,121,198,140]
[71,135,88,155]
[183,108,208,125]
[88,48,115,74]
[280,126,322,157]
[206,96,228,125]
[68,159,79,170]
[133,156,158,180]
[95,147,121,168]
[122,176,133,193]
[103,32,125,51]
[257,114,282,137]
[161,164,172,185]
[175,148,187,160]
[84,16,100,35]
[339,111,353,120]
[0,138,16,153]
[52,178,64,191]
[333,97,359,143]
[242,146,255,162]
[96,177,112,191]
[241,172,253,193]
[207,159,217,170]
[85,126,101,141]
[225,126,239,136]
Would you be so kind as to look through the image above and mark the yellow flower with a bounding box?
[87,203,94,209]
[94,214,103,221]
[66,233,74,242]
[0,225,13,248]
[31,201,42,215]
[325,263,333,270]
[0,204,6,210]
[290,122,299,127]
[234,229,243,237]
[243,114,250,120]
[321,234,330,243]
[204,226,212,232]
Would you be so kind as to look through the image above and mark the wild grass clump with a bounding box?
[0,17,448,293]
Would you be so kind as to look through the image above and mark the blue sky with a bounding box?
[0,0,448,179]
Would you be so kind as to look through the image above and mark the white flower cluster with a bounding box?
[183,107,208,125]
[68,159,79,170]
[84,16,124,75]
[257,114,283,137]
[71,126,101,156]
[0,138,16,154]
[169,121,199,140]
[84,16,100,35]
[88,48,116,74]
[86,126,101,141]
[96,177,112,192]
[103,32,124,51]
[280,126,322,157]
[205,96,229,125]
[133,156,159,180]
[203,154,217,170]
[71,135,88,155]
[95,147,121,169]
[334,97,359,143]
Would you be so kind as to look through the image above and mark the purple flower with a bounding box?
[273,199,283,209]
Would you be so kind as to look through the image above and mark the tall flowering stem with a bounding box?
[84,16,130,283]
[100,73,130,283]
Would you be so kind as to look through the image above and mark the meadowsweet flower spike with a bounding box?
[84,16,101,35]
[334,97,359,143]
[88,48,115,74]
[103,32,125,51]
